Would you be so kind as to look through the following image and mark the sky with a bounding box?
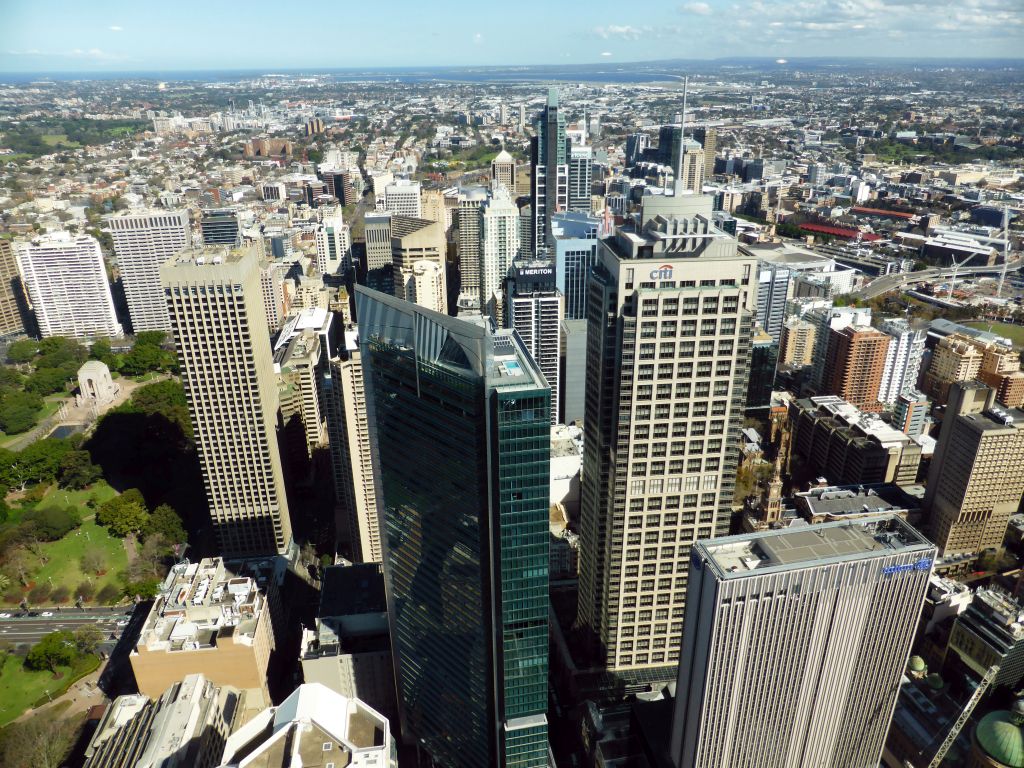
[2,0,1023,73]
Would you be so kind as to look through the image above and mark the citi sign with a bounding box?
[649,264,673,280]
[881,557,932,576]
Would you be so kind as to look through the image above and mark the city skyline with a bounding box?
[3,0,1024,73]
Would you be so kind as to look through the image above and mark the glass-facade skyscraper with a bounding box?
[355,286,550,768]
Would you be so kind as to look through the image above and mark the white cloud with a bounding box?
[600,51,613,56]
[680,2,712,14]
[109,25,123,32]
[473,32,483,45]
[593,25,644,40]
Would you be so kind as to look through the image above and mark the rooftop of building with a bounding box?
[700,515,934,580]
[965,589,1024,639]
[796,395,914,447]
[319,563,387,619]
[165,244,251,268]
[930,318,1014,347]
[794,483,921,519]
[220,683,389,767]
[136,557,273,655]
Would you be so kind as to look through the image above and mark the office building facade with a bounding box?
[491,149,516,192]
[315,216,352,277]
[531,88,568,253]
[382,179,422,218]
[821,324,891,412]
[15,232,123,339]
[924,382,1024,556]
[671,517,935,768]
[107,209,191,333]
[754,261,791,344]
[161,246,292,556]
[480,185,520,314]
[577,198,755,678]
[568,144,594,213]
[199,209,240,246]
[878,318,927,406]
[0,238,27,337]
[552,212,602,321]
[356,287,550,768]
[507,260,563,424]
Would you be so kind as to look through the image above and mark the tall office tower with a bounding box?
[779,315,816,366]
[692,126,717,161]
[274,326,327,465]
[676,141,706,193]
[382,179,422,218]
[552,211,603,320]
[314,216,352,277]
[577,196,756,679]
[518,104,526,133]
[507,259,563,424]
[480,185,521,315]
[420,188,447,231]
[456,186,488,306]
[15,232,123,339]
[808,162,829,185]
[878,318,926,405]
[404,260,447,315]
[363,212,393,272]
[199,208,240,246]
[324,329,381,562]
[894,389,929,438]
[624,132,649,167]
[355,287,551,768]
[670,516,935,768]
[568,144,594,213]
[807,305,872,391]
[260,262,287,333]
[821,324,891,412]
[161,246,292,557]
[754,261,791,343]
[106,209,191,333]
[531,88,569,253]
[747,327,778,411]
[0,239,27,337]
[491,149,516,192]
[924,382,1024,556]
[390,217,447,309]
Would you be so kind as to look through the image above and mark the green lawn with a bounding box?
[3,482,127,606]
[0,653,99,727]
[964,321,1024,349]
[40,134,81,148]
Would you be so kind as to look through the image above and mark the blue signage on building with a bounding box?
[882,557,933,576]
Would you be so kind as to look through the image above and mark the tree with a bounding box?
[23,505,81,541]
[145,504,187,544]
[28,583,51,604]
[57,450,102,489]
[0,390,43,434]
[5,339,38,364]
[76,580,94,602]
[130,532,171,581]
[51,585,70,604]
[96,583,120,604]
[96,491,150,537]
[120,343,164,376]
[89,338,119,369]
[25,367,71,396]
[25,631,76,674]
[0,438,72,487]
[81,547,105,575]
[71,624,103,655]
[3,546,34,586]
[0,709,85,768]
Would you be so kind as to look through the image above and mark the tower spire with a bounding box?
[674,76,689,196]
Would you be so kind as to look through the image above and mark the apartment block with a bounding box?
[821,324,890,411]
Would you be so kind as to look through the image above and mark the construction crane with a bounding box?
[924,663,1000,768]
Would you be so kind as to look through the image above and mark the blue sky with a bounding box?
[2,0,1022,72]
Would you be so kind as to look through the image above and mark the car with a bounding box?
[116,620,129,627]
[40,611,54,617]
[0,613,11,618]
[27,612,39,617]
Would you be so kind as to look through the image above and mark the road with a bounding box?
[0,606,136,648]
[855,259,1024,300]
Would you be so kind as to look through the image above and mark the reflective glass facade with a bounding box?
[356,287,550,768]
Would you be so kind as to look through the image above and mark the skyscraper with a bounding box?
[456,186,488,307]
[161,245,292,557]
[15,232,123,339]
[199,209,240,246]
[568,144,594,213]
[479,185,521,316]
[807,305,872,392]
[404,260,447,315]
[390,217,447,310]
[531,88,568,253]
[507,259,563,424]
[576,195,756,679]
[624,132,650,167]
[552,211,603,321]
[924,382,1024,556]
[491,149,516,192]
[107,209,191,333]
[355,287,550,768]
[821,324,891,412]
[753,261,791,344]
[878,318,926,405]
[382,179,422,218]
[692,126,718,162]
[314,216,352,277]
[0,238,27,337]
[670,516,935,768]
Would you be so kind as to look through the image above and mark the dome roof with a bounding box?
[908,656,926,672]
[926,673,944,690]
[976,710,1024,768]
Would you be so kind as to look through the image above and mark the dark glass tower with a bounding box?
[355,286,550,768]
[531,88,568,254]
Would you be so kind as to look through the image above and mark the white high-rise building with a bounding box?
[382,179,422,218]
[480,185,520,313]
[15,232,123,338]
[671,517,935,768]
[314,217,352,276]
[507,260,563,424]
[107,209,191,333]
[405,260,447,315]
[568,144,593,213]
[878,317,927,405]
[456,186,488,307]
[161,245,292,557]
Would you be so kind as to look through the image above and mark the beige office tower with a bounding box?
[491,149,516,192]
[161,246,292,557]
[420,188,448,232]
[0,239,26,336]
[779,315,816,367]
[363,212,393,272]
[107,209,191,333]
[677,143,705,194]
[671,517,935,768]
[390,217,446,306]
[405,259,447,315]
[260,261,287,333]
[456,187,487,306]
[577,195,755,679]
[324,329,381,562]
[924,382,1024,556]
